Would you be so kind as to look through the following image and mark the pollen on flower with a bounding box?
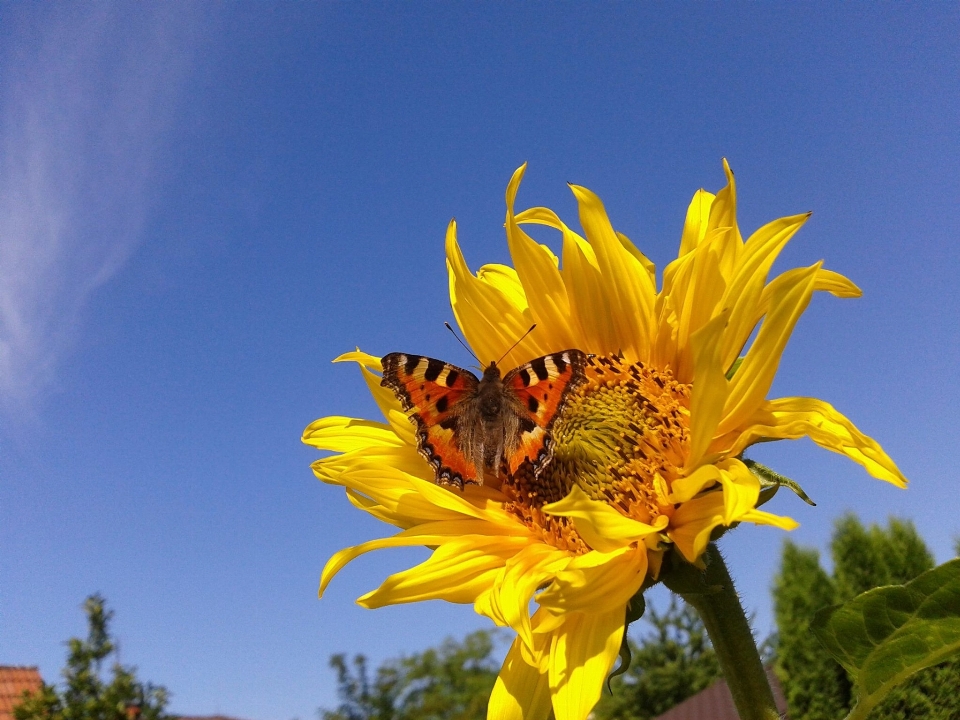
[502,354,692,551]
[503,463,589,554]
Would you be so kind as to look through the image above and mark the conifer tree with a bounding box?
[773,515,960,720]
[876,517,935,584]
[835,517,956,719]
[772,541,850,720]
[830,513,890,600]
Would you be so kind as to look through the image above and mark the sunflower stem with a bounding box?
[667,543,780,720]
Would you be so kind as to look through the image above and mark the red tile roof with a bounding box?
[0,667,43,720]
[654,667,789,720]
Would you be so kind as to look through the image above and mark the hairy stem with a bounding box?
[664,543,781,720]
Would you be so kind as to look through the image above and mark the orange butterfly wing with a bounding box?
[502,350,588,475]
[381,353,480,487]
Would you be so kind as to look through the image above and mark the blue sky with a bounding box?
[1,3,958,719]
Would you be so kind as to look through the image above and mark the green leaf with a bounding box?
[812,558,960,720]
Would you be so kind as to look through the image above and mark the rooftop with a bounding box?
[654,668,789,720]
[0,667,43,720]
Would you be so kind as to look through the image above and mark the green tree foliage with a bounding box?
[773,541,850,720]
[593,598,721,720]
[830,514,891,601]
[320,629,500,720]
[773,514,960,720]
[14,594,171,720]
[878,518,936,586]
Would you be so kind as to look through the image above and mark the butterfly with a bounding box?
[380,349,588,488]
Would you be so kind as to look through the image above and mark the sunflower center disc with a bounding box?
[503,354,691,553]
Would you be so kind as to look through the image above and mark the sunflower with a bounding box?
[304,161,906,720]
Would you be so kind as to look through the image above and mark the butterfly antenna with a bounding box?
[497,324,537,365]
[444,322,480,363]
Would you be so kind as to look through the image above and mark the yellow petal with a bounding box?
[706,158,744,250]
[569,183,656,361]
[310,445,429,486]
[488,637,553,720]
[718,263,820,435]
[653,251,696,369]
[668,464,723,503]
[738,506,800,531]
[402,473,512,521]
[678,189,716,257]
[724,397,908,487]
[336,464,511,527]
[686,310,730,469]
[532,608,566,638]
[671,460,762,530]
[810,268,861,298]
[674,229,732,380]
[514,205,622,353]
[715,459,762,525]
[476,543,571,651]
[334,350,417,444]
[543,485,666,552]
[549,609,625,720]
[719,213,811,369]
[668,482,798,563]
[319,533,447,599]
[516,201,656,354]
[446,219,539,364]
[477,263,529,312]
[343,488,458,529]
[513,205,567,231]
[302,416,405,452]
[658,221,739,380]
[320,516,528,599]
[461,482,514,508]
[504,164,577,353]
[667,492,726,563]
[560,227,618,353]
[747,267,861,333]
[537,545,648,614]
[333,349,382,369]
[359,535,529,607]
[344,486,413,528]
[332,464,436,509]
[616,230,656,287]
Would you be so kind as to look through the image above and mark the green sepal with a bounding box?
[812,558,960,720]
[725,356,744,380]
[660,548,725,597]
[709,521,739,544]
[743,457,816,506]
[607,591,646,690]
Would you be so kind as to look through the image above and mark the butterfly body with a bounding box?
[381,350,588,488]
[451,361,528,479]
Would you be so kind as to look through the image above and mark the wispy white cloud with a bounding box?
[0,4,201,414]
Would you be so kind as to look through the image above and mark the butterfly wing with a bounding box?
[502,350,589,475]
[381,353,480,487]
